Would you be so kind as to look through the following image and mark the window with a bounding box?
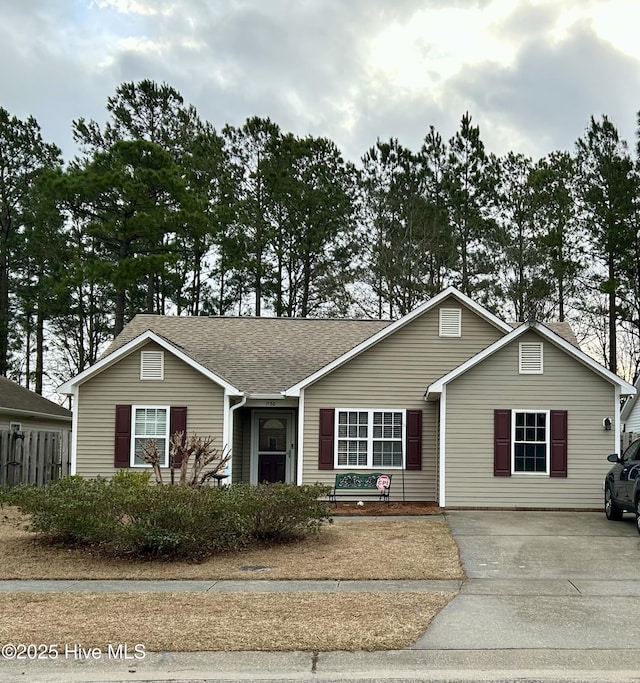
[519,342,543,374]
[131,406,169,467]
[494,409,567,477]
[115,405,187,469]
[140,350,164,380]
[512,410,549,474]
[9,422,22,433]
[336,409,405,468]
[439,308,461,337]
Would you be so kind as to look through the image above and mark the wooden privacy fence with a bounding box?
[0,430,71,488]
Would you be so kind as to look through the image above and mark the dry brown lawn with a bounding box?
[0,506,464,580]
[0,591,455,652]
[0,506,462,652]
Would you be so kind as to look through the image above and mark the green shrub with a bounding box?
[2,476,116,544]
[6,474,332,560]
[230,482,333,542]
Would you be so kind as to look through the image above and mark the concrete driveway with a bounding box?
[413,510,640,650]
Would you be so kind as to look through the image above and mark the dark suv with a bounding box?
[604,438,640,533]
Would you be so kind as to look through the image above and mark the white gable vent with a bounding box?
[439,308,462,337]
[519,342,543,374]
[141,350,164,380]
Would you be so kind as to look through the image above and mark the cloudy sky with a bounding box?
[2,0,640,164]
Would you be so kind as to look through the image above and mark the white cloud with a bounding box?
[588,0,640,60]
[367,2,519,94]
[92,0,159,15]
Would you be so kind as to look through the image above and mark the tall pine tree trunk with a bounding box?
[608,252,617,374]
[0,245,9,376]
[36,304,44,395]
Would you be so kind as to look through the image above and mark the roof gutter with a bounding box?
[0,406,72,422]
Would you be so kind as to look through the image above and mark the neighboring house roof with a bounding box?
[425,321,636,399]
[621,376,640,423]
[0,376,72,421]
[64,316,391,394]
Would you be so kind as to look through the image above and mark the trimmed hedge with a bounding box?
[1,473,332,559]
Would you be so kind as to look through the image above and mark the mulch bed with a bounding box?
[331,501,442,516]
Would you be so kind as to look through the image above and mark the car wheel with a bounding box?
[635,497,640,535]
[605,486,623,520]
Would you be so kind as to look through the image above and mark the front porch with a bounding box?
[230,403,298,485]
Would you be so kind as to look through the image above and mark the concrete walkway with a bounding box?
[0,578,462,593]
[2,511,640,682]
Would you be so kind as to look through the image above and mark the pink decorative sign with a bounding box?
[376,475,391,490]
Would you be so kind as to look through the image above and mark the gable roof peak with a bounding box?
[285,287,513,395]
[426,319,635,398]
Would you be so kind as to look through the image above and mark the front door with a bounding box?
[252,411,295,484]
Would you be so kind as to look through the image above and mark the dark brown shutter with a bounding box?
[550,410,568,477]
[494,409,512,476]
[114,405,131,468]
[169,406,188,468]
[318,408,335,470]
[405,410,423,470]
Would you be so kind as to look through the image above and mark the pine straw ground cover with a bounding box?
[0,505,462,652]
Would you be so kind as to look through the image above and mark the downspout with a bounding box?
[614,385,621,457]
[296,388,305,485]
[227,393,248,483]
[424,386,446,508]
[69,386,79,476]
[438,386,447,508]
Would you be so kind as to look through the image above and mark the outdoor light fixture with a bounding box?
[603,417,612,431]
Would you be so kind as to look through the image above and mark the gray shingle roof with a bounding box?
[103,314,580,394]
[104,315,391,393]
[0,376,72,419]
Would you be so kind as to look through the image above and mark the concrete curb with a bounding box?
[2,649,640,682]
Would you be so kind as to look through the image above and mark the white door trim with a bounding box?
[250,410,296,484]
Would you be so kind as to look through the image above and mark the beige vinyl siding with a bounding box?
[231,407,244,483]
[231,407,251,484]
[75,341,225,479]
[444,330,616,509]
[303,300,504,501]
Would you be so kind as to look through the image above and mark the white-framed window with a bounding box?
[140,350,164,380]
[512,410,549,474]
[519,342,543,374]
[131,405,169,467]
[9,422,22,433]
[336,409,405,468]
[439,308,462,337]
